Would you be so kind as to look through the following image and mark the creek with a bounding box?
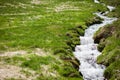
[73,0,117,80]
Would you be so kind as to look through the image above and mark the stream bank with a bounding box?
[73,0,117,80]
[94,0,120,80]
[53,16,104,80]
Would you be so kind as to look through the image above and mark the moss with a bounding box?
[66,37,80,51]
[53,25,84,79]
[54,48,71,55]
[65,25,85,51]
[85,16,103,26]
[58,62,80,77]
[104,60,120,80]
[107,49,120,65]
[94,25,115,43]
[97,39,106,52]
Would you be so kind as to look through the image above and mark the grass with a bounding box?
[21,55,55,70]
[0,0,107,52]
[0,0,108,79]
[0,53,82,80]
[0,54,56,69]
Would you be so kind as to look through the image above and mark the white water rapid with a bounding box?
[94,0,100,3]
[73,0,117,80]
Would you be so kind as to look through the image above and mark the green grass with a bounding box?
[0,54,56,70]
[0,53,82,80]
[104,60,120,80]
[0,0,107,52]
[21,55,55,70]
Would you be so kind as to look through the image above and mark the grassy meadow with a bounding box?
[0,0,106,51]
[0,0,107,79]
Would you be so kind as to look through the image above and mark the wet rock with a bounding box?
[97,39,106,52]
[94,26,115,43]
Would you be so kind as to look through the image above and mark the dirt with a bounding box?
[0,63,26,80]
[0,48,49,79]
[55,2,80,12]
[31,0,41,5]
[0,50,27,57]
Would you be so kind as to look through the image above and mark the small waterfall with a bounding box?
[73,0,117,80]
[94,0,100,3]
[107,6,115,12]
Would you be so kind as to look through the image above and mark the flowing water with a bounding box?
[94,0,100,3]
[73,0,117,80]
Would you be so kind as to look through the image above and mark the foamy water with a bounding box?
[94,0,100,3]
[73,0,117,80]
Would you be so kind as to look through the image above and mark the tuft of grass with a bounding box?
[21,55,55,70]
[104,60,120,80]
[85,16,103,26]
